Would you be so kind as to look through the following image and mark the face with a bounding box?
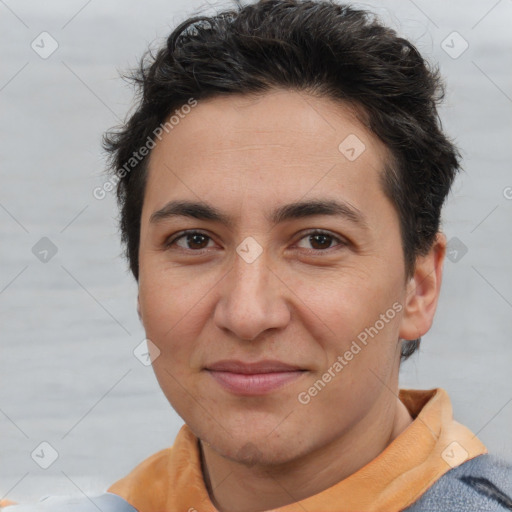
[137,89,426,466]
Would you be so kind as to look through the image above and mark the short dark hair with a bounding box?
[103,0,461,361]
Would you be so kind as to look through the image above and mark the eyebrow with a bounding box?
[149,198,369,230]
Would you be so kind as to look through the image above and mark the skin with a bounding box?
[137,89,446,512]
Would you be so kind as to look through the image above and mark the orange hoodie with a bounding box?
[102,387,487,512]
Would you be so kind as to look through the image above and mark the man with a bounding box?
[3,0,511,510]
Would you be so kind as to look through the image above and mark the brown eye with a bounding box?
[296,230,346,252]
[166,231,214,251]
[309,233,332,250]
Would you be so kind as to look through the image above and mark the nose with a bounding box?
[213,249,291,341]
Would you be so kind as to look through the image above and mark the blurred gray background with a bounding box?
[1,0,511,503]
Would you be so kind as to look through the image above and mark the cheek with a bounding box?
[138,262,203,332]
[313,273,405,384]
[138,272,192,364]
[319,273,400,340]
[139,279,200,412]
[301,314,403,428]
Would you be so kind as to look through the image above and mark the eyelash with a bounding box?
[164,229,347,254]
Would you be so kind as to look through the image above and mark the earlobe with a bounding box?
[399,232,446,341]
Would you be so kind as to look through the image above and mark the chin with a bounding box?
[197,424,307,468]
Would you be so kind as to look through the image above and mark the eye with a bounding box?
[295,230,347,252]
[165,230,215,252]
[164,229,347,254]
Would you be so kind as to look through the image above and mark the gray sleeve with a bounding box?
[1,493,138,512]
[403,454,512,512]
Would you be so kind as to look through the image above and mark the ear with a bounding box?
[399,232,446,340]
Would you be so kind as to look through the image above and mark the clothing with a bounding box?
[0,493,137,512]
[104,387,492,511]
[403,453,512,511]
[3,456,512,512]
[3,388,511,511]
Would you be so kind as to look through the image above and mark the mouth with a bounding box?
[205,359,308,396]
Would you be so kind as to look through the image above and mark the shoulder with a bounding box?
[0,492,138,512]
[106,446,173,499]
[403,454,512,512]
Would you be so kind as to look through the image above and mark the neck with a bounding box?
[200,394,413,512]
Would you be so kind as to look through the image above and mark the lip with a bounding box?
[205,359,307,396]
[206,359,304,373]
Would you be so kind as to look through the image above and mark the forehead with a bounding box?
[143,89,393,225]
